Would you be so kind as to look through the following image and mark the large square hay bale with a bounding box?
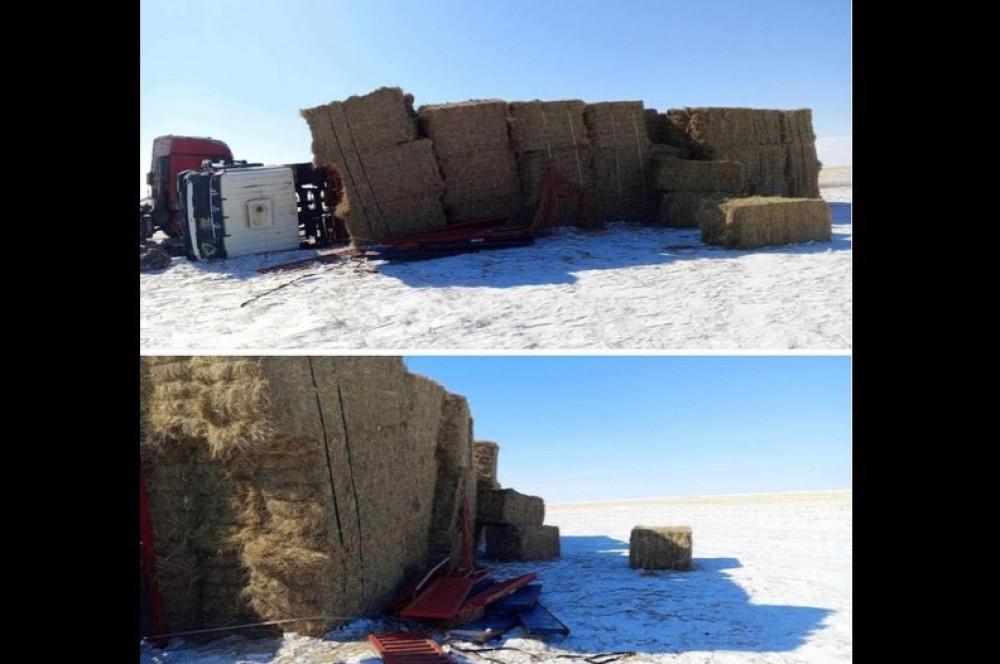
[140,356,474,636]
[437,149,521,222]
[338,139,445,203]
[474,441,501,490]
[301,87,417,156]
[509,100,589,153]
[484,524,560,561]
[591,146,650,195]
[629,526,692,570]
[584,101,649,150]
[330,139,447,240]
[584,101,655,224]
[418,100,510,157]
[338,187,447,241]
[477,488,544,526]
[658,192,726,227]
[655,158,744,193]
[709,144,787,196]
[417,100,521,222]
[698,196,831,248]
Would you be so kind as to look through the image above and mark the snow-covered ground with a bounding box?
[141,491,851,664]
[139,170,851,351]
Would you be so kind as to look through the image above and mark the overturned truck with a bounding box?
[139,357,480,637]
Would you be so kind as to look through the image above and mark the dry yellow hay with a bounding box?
[141,357,482,637]
[484,525,560,561]
[476,488,544,526]
[655,158,744,193]
[658,192,726,228]
[697,196,831,248]
[629,526,692,570]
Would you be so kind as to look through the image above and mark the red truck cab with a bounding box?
[147,135,233,236]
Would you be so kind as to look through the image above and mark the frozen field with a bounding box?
[140,171,851,351]
[141,491,851,664]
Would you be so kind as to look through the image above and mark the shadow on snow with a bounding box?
[479,534,833,655]
[148,204,852,289]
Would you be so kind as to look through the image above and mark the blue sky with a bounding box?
[404,356,851,503]
[140,0,851,196]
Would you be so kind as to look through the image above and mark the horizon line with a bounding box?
[548,487,852,507]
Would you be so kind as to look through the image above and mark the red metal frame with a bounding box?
[530,161,593,231]
[453,573,538,626]
[399,574,476,621]
[139,462,167,647]
[384,556,451,613]
[368,633,453,664]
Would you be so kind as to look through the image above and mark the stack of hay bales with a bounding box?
[584,101,655,223]
[140,356,478,637]
[665,107,821,198]
[418,101,521,223]
[478,488,560,561]
[654,157,746,227]
[301,87,448,242]
[697,196,831,249]
[509,100,593,227]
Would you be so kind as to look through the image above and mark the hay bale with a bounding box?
[437,149,521,222]
[584,102,656,223]
[339,188,447,240]
[418,100,510,157]
[141,356,476,636]
[473,441,501,490]
[477,488,544,526]
[655,158,744,193]
[584,101,649,150]
[301,87,416,156]
[301,89,447,242]
[427,394,476,562]
[658,192,726,227]
[629,526,692,570]
[590,144,653,220]
[484,525,560,561]
[325,139,447,240]
[707,144,787,196]
[509,100,589,153]
[418,100,521,223]
[509,100,593,227]
[337,139,444,202]
[698,196,831,248]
